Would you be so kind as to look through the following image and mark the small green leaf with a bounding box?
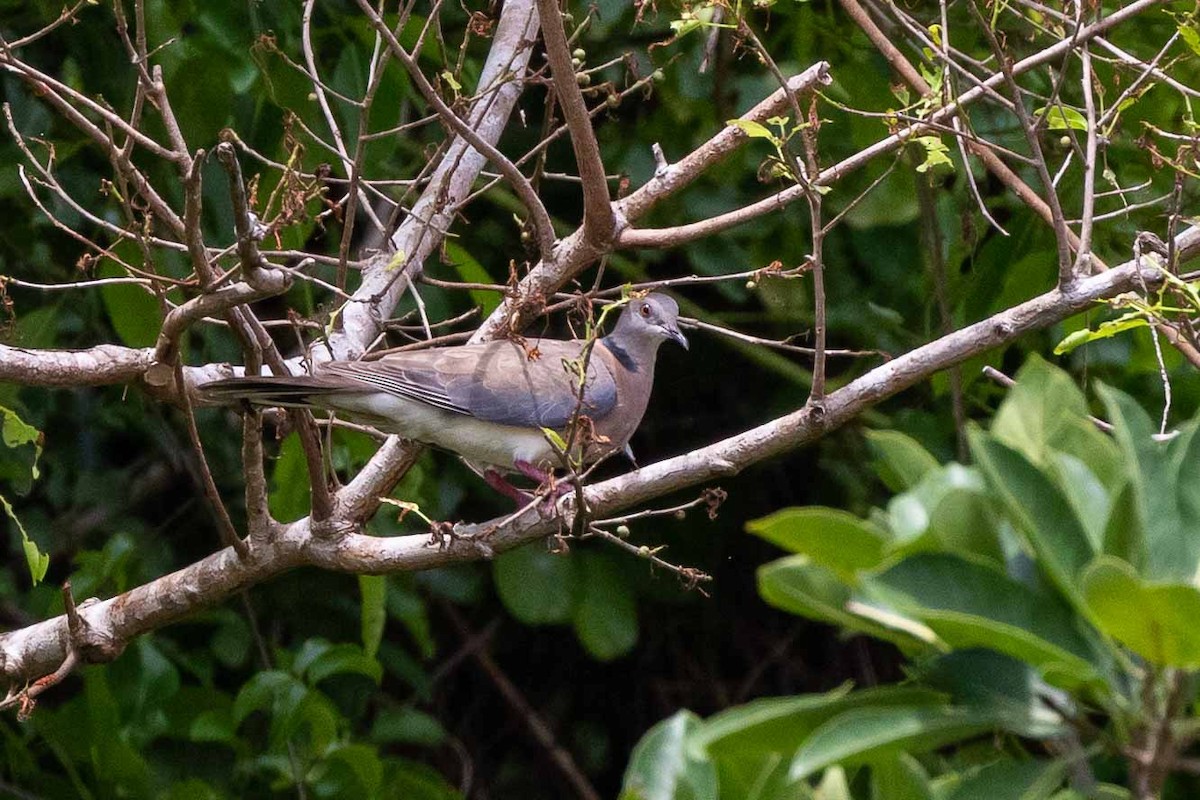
[2,494,48,585]
[746,507,886,580]
[727,118,778,143]
[359,575,386,659]
[269,433,311,523]
[1,406,42,480]
[233,670,307,726]
[913,136,954,173]
[370,707,447,747]
[1054,314,1150,355]
[1178,22,1200,57]
[1035,105,1088,130]
[297,641,383,685]
[444,241,502,316]
[541,426,568,453]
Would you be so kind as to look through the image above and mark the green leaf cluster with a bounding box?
[623,355,1200,798]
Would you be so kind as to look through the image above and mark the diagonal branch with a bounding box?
[535,0,614,246]
[6,225,1195,688]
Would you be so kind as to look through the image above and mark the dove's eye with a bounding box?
[639,304,651,318]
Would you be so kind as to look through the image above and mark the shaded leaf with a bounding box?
[969,431,1095,616]
[863,554,1101,687]
[865,429,939,492]
[572,552,638,661]
[493,543,576,625]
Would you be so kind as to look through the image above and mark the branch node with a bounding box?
[651,142,670,176]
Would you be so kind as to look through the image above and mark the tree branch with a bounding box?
[5,226,1193,687]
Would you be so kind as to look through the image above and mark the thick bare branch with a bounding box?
[535,0,614,246]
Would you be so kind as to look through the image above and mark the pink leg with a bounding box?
[483,469,533,505]
[515,460,574,501]
[514,459,552,483]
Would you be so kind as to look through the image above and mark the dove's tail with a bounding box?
[201,375,351,409]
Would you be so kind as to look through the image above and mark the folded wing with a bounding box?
[321,339,619,429]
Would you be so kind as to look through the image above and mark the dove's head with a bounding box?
[613,293,688,350]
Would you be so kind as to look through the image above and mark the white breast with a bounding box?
[326,392,556,469]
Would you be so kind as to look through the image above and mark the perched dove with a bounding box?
[203,293,687,500]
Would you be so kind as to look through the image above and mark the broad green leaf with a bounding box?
[1082,556,1200,667]
[387,578,436,659]
[211,611,251,668]
[757,556,937,651]
[885,464,1003,564]
[789,705,1006,781]
[381,758,462,800]
[268,433,311,523]
[359,575,387,659]
[871,754,932,800]
[621,711,717,800]
[990,356,1089,467]
[865,429,939,492]
[1049,453,1109,551]
[690,684,942,760]
[968,431,1095,615]
[943,759,1068,800]
[988,356,1123,488]
[1097,385,1200,582]
[572,552,638,660]
[863,554,1100,687]
[1101,481,1141,567]
[746,507,886,581]
[493,542,576,625]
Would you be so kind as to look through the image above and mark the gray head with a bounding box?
[610,293,688,350]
